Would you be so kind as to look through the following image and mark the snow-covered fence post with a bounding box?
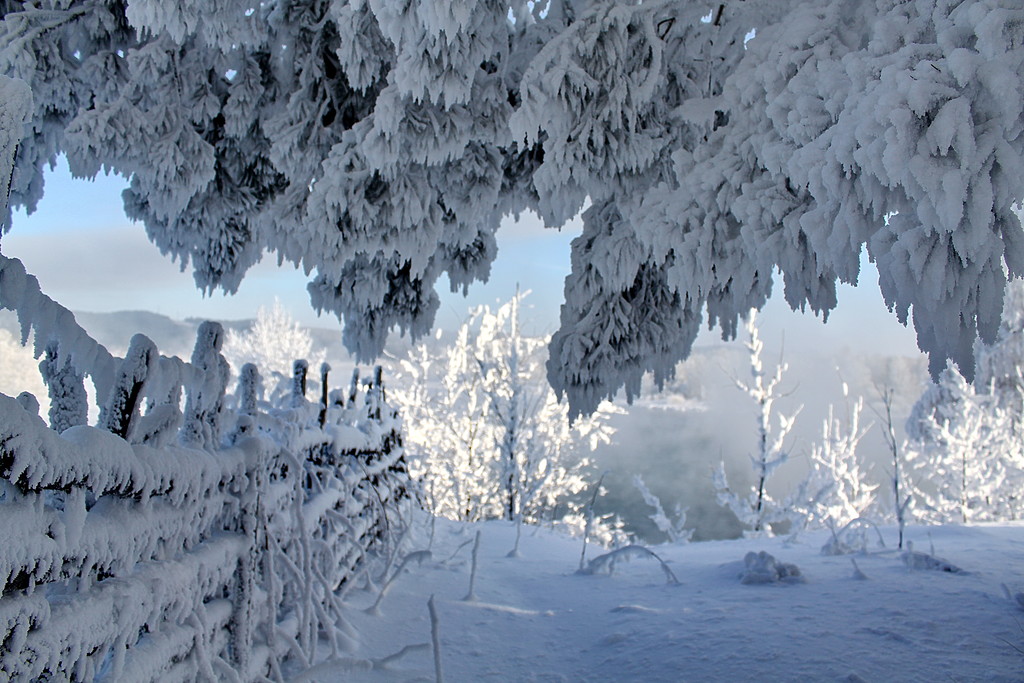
[347,368,360,408]
[182,321,229,449]
[39,338,87,433]
[292,359,308,406]
[231,446,265,676]
[98,333,157,440]
[318,362,330,428]
[238,363,260,416]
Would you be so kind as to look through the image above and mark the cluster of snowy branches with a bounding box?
[710,311,889,540]
[3,1,1022,417]
[712,286,1024,540]
[390,291,618,526]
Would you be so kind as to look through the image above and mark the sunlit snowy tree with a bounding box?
[3,2,1024,417]
[222,299,326,389]
[906,365,1023,523]
[788,387,877,532]
[392,292,617,523]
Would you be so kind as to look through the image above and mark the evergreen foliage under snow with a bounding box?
[3,1,1023,415]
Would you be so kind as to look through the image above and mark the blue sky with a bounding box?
[2,157,924,359]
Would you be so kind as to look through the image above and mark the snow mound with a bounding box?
[739,550,803,585]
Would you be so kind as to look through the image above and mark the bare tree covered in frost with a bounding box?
[788,387,877,533]
[713,310,800,537]
[391,292,617,523]
[3,2,1024,418]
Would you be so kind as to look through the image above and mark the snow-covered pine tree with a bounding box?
[4,2,1024,418]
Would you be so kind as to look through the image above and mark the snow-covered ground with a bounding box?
[301,518,1024,682]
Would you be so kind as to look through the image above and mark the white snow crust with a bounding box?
[321,517,1024,683]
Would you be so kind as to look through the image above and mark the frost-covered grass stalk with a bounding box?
[633,475,692,543]
[428,595,444,683]
[508,514,523,558]
[581,545,680,585]
[579,474,606,571]
[464,530,482,602]
[367,550,432,616]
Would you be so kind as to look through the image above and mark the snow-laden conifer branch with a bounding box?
[5,2,1023,417]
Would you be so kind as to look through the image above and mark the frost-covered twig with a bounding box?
[289,643,430,681]
[366,550,432,615]
[508,515,523,558]
[579,544,680,585]
[443,537,476,564]
[633,475,692,543]
[578,473,606,571]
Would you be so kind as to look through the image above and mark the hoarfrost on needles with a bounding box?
[2,2,1024,416]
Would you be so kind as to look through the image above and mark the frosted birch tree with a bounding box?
[907,366,1023,523]
[3,2,1023,418]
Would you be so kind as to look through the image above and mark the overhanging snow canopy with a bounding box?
[2,0,1022,418]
